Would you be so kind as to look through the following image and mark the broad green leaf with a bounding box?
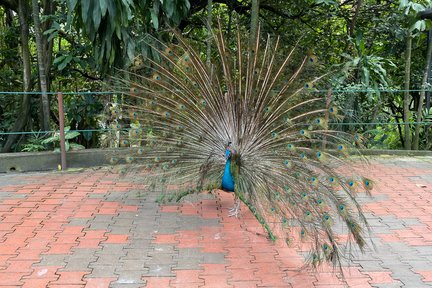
[411,20,426,32]
[93,3,102,30]
[151,8,159,30]
[53,55,67,65]
[70,143,86,150]
[65,131,80,140]
[127,42,135,61]
[58,55,73,71]
[47,31,59,42]
[81,0,90,26]
[100,0,108,17]
[42,135,60,144]
[185,0,191,10]
[164,0,174,17]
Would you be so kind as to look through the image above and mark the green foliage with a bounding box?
[41,126,85,152]
[64,94,104,145]
[64,0,190,72]
[21,133,47,152]
[1,0,432,151]
[369,126,403,149]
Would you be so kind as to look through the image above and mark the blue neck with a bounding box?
[224,159,231,173]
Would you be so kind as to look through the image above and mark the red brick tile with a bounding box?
[142,276,171,288]
[170,283,202,288]
[11,207,32,214]
[45,243,77,254]
[415,270,432,282]
[201,264,228,275]
[344,277,373,287]
[171,270,203,284]
[377,233,401,242]
[251,253,278,263]
[1,214,26,223]
[62,226,86,235]
[76,239,102,248]
[228,269,260,281]
[97,209,118,215]
[33,230,58,240]
[366,271,396,283]
[286,272,317,287]
[405,238,432,246]
[27,211,51,219]
[120,205,138,212]
[13,248,46,260]
[77,205,99,212]
[4,260,35,273]
[0,272,27,285]
[227,255,257,267]
[104,234,128,244]
[227,280,262,287]
[81,230,107,239]
[159,205,179,213]
[201,243,227,253]
[54,235,79,243]
[22,278,57,288]
[54,271,89,285]
[0,244,20,255]
[153,234,177,244]
[199,275,232,287]
[249,262,283,275]
[84,277,117,288]
[48,285,85,288]
[74,212,94,218]
[20,219,43,227]
[0,222,19,231]
[41,222,66,231]
[394,229,422,238]
[25,266,63,279]
[253,271,289,286]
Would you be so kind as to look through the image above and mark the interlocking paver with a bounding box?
[0,157,432,286]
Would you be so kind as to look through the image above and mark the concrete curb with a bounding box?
[0,148,431,173]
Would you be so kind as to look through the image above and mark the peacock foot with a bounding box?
[228,201,241,217]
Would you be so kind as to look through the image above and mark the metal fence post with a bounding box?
[57,92,67,170]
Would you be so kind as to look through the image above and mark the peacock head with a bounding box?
[225,142,232,160]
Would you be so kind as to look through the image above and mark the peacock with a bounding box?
[108,22,373,270]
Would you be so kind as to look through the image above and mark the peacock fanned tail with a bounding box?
[108,21,373,269]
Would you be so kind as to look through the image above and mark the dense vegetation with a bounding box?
[0,0,431,152]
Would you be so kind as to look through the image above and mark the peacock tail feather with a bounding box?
[108,22,372,270]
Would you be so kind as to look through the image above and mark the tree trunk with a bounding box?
[403,31,412,150]
[348,0,362,37]
[31,0,50,132]
[413,30,432,150]
[227,9,233,42]
[425,30,432,149]
[41,0,56,90]
[2,0,32,152]
[206,0,212,67]
[249,0,260,52]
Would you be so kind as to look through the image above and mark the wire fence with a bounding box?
[1,90,431,160]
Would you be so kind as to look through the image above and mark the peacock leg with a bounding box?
[228,197,241,217]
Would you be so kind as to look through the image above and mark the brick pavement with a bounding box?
[0,156,431,287]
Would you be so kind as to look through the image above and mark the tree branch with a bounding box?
[71,69,101,81]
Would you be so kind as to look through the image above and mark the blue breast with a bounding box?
[221,151,235,192]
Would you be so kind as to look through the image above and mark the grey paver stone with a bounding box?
[144,264,175,277]
[35,254,68,266]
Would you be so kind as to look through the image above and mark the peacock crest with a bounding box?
[108,23,373,270]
